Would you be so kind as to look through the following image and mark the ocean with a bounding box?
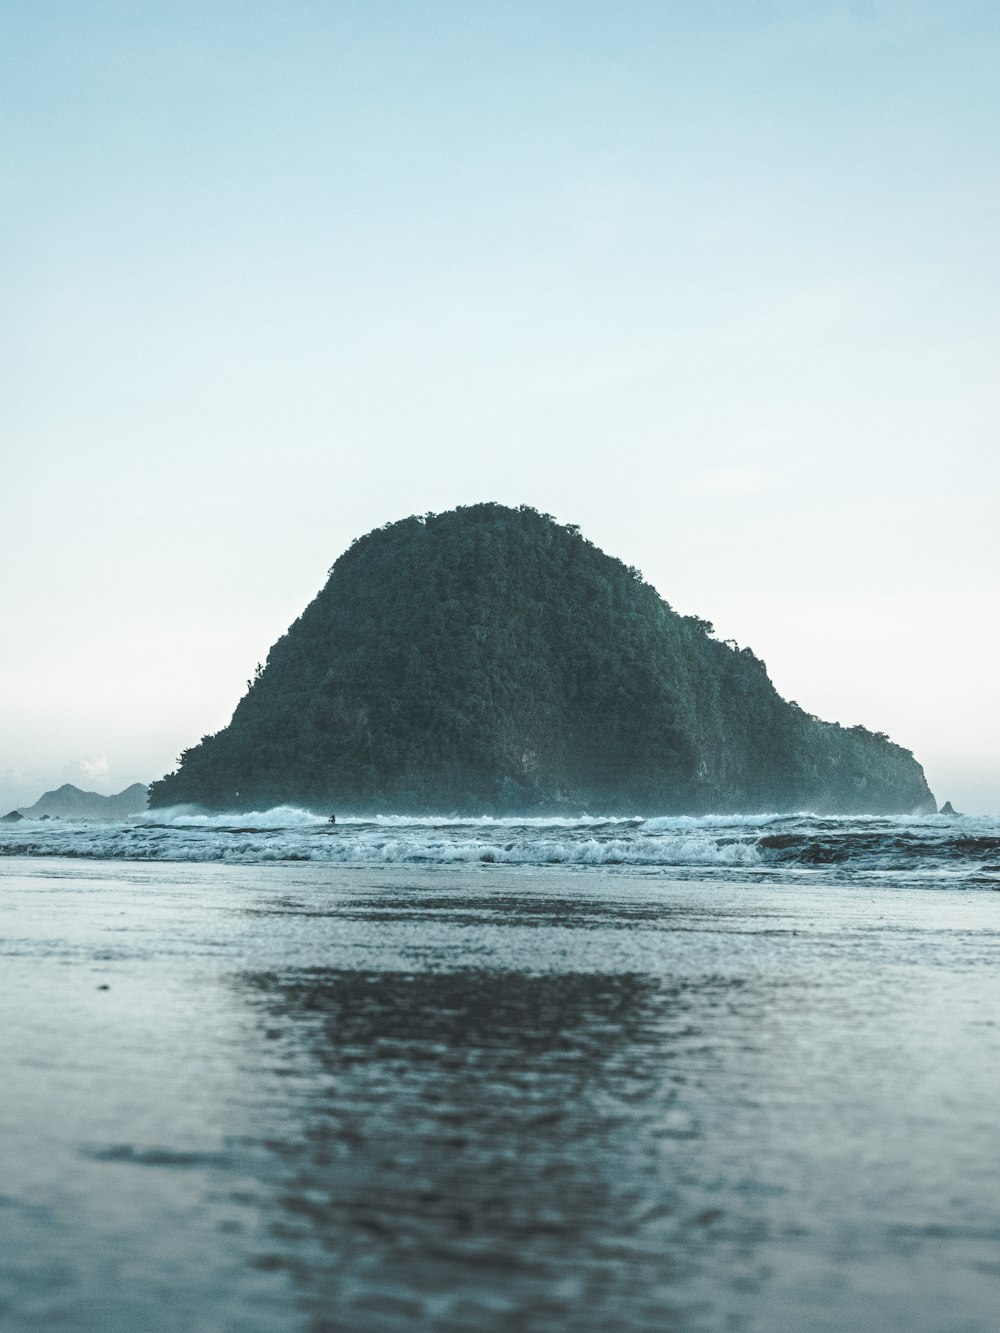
[1,811,998,1331]
[4,807,1000,885]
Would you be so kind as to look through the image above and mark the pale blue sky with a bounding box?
[2,1,998,811]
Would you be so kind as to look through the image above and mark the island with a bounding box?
[16,783,149,820]
[149,504,935,816]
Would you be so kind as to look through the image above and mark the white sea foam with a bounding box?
[140,805,328,828]
[143,809,647,830]
[1,815,761,868]
[3,809,997,885]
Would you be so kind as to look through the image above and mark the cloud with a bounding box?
[76,757,110,780]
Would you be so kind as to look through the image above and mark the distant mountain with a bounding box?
[19,783,148,820]
[149,503,935,816]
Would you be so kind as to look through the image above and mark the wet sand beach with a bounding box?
[1,858,998,1331]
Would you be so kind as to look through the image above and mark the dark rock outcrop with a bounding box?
[149,504,935,816]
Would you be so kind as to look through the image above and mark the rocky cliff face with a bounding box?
[150,504,935,815]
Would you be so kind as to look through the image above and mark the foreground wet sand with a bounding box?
[1,859,998,1331]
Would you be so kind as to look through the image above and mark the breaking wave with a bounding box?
[2,808,999,887]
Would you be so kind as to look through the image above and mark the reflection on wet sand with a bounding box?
[237,968,752,1331]
[3,862,998,1333]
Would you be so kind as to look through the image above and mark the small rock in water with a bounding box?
[940,800,963,816]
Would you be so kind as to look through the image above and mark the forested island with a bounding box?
[149,504,935,815]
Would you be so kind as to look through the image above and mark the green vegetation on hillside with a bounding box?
[149,504,934,814]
